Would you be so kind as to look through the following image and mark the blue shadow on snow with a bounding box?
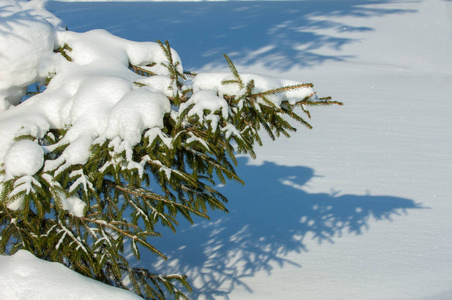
[40,2,422,298]
[138,157,423,299]
[45,1,416,71]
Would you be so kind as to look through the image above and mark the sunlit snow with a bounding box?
[1,0,452,299]
[0,250,141,299]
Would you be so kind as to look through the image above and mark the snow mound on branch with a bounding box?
[4,140,44,179]
[193,73,316,105]
[0,27,181,176]
[0,0,63,111]
[0,0,316,218]
[0,250,142,300]
[61,195,87,217]
[103,87,171,146]
[181,90,229,118]
[0,1,184,217]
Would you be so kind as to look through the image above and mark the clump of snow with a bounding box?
[4,140,44,179]
[0,250,142,300]
[103,87,171,146]
[135,76,176,97]
[193,73,316,106]
[180,89,229,128]
[0,0,63,111]
[60,196,87,217]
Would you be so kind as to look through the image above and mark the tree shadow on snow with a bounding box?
[140,157,423,299]
[45,1,416,71]
[0,3,58,54]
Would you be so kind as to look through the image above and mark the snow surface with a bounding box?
[0,250,142,299]
[1,0,452,299]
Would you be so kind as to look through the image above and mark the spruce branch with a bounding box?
[129,63,157,77]
[252,83,314,99]
[1,34,340,299]
[54,43,72,62]
[223,54,243,89]
[104,180,211,220]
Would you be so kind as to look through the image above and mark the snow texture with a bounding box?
[2,0,452,299]
[60,195,86,217]
[0,250,142,300]
[0,0,315,200]
[0,1,318,296]
[40,0,452,299]
[0,0,62,110]
[4,140,44,179]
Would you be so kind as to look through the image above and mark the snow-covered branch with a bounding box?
[0,1,340,298]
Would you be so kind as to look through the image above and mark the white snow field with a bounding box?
[1,0,452,299]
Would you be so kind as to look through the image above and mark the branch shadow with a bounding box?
[45,1,416,70]
[0,4,50,59]
[0,2,63,107]
[0,2,60,38]
[140,157,423,299]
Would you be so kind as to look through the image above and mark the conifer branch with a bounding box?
[81,216,167,259]
[252,83,314,98]
[129,63,157,77]
[223,54,243,89]
[54,43,72,62]
[104,180,211,220]
[1,36,340,299]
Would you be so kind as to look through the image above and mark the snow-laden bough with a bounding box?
[0,1,340,298]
